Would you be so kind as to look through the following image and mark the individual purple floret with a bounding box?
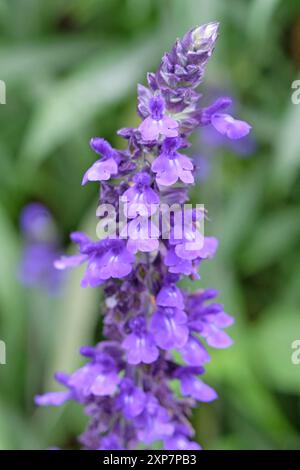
[138,95,179,141]
[116,378,146,419]
[152,137,194,186]
[121,172,159,218]
[36,22,248,450]
[150,307,189,350]
[82,138,119,184]
[122,315,159,365]
[193,90,255,182]
[210,113,251,139]
[55,236,135,286]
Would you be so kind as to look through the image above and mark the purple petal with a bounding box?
[197,236,218,258]
[80,256,106,287]
[89,248,134,281]
[89,137,114,157]
[181,375,217,402]
[201,96,232,124]
[180,336,210,366]
[70,231,90,249]
[161,116,179,137]
[35,391,71,407]
[211,113,251,140]
[137,83,153,118]
[82,157,118,185]
[149,95,165,120]
[90,372,121,396]
[156,285,185,309]
[117,379,146,419]
[151,308,189,350]
[127,237,159,254]
[54,254,88,270]
[177,154,194,170]
[165,248,195,275]
[164,434,201,450]
[152,156,178,186]
[99,434,124,450]
[138,117,160,141]
[213,312,234,328]
[122,333,159,365]
[203,325,233,349]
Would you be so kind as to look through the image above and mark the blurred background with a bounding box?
[0,0,300,450]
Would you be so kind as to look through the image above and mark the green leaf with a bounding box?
[247,0,280,46]
[0,399,43,450]
[207,325,295,443]
[253,305,300,394]
[0,38,101,84]
[218,161,265,259]
[168,0,220,37]
[240,207,300,273]
[271,99,300,193]
[0,203,27,403]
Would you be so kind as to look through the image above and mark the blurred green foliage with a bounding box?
[0,0,300,450]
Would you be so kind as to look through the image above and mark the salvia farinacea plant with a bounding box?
[36,23,251,450]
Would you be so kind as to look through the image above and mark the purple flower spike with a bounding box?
[38,23,242,450]
[138,95,178,141]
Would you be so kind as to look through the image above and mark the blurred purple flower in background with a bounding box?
[19,203,63,294]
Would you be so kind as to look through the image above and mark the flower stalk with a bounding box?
[36,22,250,450]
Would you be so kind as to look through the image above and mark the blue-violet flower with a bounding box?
[36,22,250,450]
